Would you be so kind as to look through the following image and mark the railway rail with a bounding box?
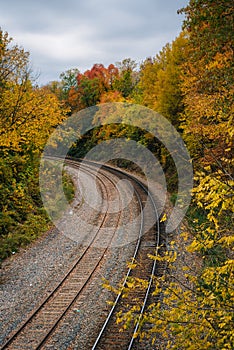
[87,161,161,350]
[1,158,163,350]
[1,161,124,349]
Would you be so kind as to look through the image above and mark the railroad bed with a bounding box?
[0,159,164,350]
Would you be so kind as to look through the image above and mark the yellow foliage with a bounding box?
[0,82,68,153]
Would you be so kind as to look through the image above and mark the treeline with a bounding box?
[0,0,233,347]
[45,37,188,186]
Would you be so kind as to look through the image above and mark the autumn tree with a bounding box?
[180,0,233,239]
[59,63,120,111]
[179,4,234,347]
[179,0,233,163]
[42,80,63,99]
[137,32,188,127]
[0,28,30,86]
[0,30,68,260]
[56,61,138,112]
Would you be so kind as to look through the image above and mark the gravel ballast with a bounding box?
[0,164,143,348]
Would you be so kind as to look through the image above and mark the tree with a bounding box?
[0,29,68,260]
[0,28,30,86]
[179,0,233,163]
[60,68,80,95]
[0,30,67,153]
[77,76,101,109]
[60,63,120,112]
[0,81,67,154]
[180,0,233,232]
[114,58,138,98]
[137,32,188,127]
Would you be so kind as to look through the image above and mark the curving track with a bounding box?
[88,162,161,350]
[1,158,162,350]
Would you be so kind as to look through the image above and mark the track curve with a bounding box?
[1,158,163,350]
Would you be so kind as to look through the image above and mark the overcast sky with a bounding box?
[1,0,188,85]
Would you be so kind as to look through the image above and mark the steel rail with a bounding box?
[91,181,144,350]
[81,159,161,350]
[36,162,123,350]
[47,156,162,349]
[127,176,160,350]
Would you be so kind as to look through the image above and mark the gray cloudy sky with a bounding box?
[0,0,188,85]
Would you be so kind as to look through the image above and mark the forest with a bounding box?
[0,1,233,348]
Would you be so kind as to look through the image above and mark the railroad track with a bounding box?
[87,162,161,350]
[1,158,162,350]
[1,161,125,349]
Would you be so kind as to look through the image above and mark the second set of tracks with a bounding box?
[1,158,163,350]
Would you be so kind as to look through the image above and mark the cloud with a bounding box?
[0,0,188,84]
